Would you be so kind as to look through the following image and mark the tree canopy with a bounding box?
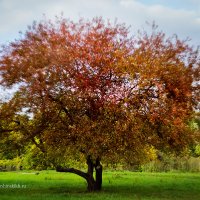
[0,17,199,191]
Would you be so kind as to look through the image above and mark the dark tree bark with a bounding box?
[56,166,88,179]
[95,157,103,191]
[56,155,103,192]
[86,155,96,192]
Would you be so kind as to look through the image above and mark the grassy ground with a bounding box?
[0,170,200,200]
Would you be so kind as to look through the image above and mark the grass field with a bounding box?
[0,170,200,200]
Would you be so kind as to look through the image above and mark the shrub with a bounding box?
[141,156,200,172]
[0,157,22,171]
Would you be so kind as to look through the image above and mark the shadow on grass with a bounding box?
[27,181,200,200]
[1,172,200,200]
[1,184,200,200]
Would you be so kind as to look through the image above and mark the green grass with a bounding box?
[0,170,200,200]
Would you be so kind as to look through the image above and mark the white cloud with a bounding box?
[195,18,200,25]
[0,0,199,46]
[119,0,200,45]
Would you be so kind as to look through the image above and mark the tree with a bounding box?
[0,17,199,191]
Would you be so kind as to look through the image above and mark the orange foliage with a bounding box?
[0,17,199,163]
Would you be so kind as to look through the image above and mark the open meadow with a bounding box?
[0,171,200,200]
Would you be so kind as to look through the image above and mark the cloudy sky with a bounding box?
[0,0,200,46]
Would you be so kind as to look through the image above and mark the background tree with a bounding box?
[0,17,199,191]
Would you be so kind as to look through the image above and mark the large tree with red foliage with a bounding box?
[0,17,199,191]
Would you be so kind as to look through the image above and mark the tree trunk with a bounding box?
[56,155,103,192]
[86,155,96,191]
[95,157,102,191]
[86,156,102,191]
[86,175,97,192]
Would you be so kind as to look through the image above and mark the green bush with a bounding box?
[195,145,200,157]
[0,157,22,171]
[21,145,50,170]
[141,156,200,172]
[21,145,87,170]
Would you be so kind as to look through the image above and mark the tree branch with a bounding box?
[48,94,74,123]
[31,137,46,153]
[0,128,14,133]
[56,166,88,180]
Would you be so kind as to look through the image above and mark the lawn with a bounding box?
[0,170,200,200]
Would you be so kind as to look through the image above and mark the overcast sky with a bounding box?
[0,0,200,46]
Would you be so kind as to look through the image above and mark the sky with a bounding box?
[0,0,200,47]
